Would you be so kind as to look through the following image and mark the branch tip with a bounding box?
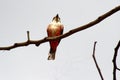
[27,31,30,41]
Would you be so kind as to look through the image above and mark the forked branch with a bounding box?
[112,40,120,80]
[92,42,104,80]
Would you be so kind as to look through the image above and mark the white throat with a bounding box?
[51,20,61,25]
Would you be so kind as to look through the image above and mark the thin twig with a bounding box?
[0,5,120,50]
[27,31,30,41]
[112,40,120,80]
[116,67,120,71]
[92,41,104,80]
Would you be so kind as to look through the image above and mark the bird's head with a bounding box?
[52,14,61,23]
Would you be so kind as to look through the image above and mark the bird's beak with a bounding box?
[55,14,59,19]
[52,14,60,22]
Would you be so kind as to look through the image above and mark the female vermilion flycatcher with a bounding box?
[47,14,64,60]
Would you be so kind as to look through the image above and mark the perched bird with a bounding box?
[47,14,64,60]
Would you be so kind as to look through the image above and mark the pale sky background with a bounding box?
[0,0,120,80]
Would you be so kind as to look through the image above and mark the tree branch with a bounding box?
[27,31,30,41]
[116,67,120,71]
[0,5,120,50]
[92,42,104,80]
[112,40,120,80]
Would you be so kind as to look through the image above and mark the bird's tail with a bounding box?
[48,48,56,60]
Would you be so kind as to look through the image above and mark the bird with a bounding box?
[47,14,64,60]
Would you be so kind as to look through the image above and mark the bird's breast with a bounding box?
[47,24,61,36]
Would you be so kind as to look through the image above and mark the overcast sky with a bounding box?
[0,0,120,80]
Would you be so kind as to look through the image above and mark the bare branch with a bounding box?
[27,31,30,41]
[0,5,120,50]
[92,42,104,80]
[112,40,120,80]
[116,67,120,71]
